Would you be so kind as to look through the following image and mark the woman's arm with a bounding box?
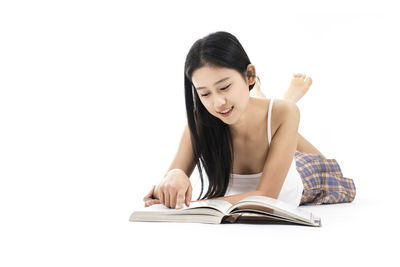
[144,124,196,209]
[164,124,197,178]
[256,99,300,198]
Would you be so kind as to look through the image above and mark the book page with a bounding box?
[228,195,318,223]
[233,212,306,225]
[189,199,232,214]
[137,199,232,214]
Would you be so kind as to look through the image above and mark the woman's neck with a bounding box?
[229,97,265,141]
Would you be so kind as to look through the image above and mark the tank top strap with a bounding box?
[267,98,274,146]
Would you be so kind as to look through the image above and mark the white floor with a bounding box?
[127,187,397,267]
[2,182,397,266]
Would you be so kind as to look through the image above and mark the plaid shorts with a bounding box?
[294,151,356,206]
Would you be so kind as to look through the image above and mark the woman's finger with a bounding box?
[176,190,185,209]
[159,188,165,205]
[170,190,177,209]
[144,198,161,207]
[164,190,170,208]
[185,184,193,207]
[151,199,161,205]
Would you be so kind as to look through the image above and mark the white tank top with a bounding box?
[225,98,304,207]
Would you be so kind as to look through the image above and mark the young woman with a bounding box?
[143,31,356,210]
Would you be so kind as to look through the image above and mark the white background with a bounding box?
[1,0,399,266]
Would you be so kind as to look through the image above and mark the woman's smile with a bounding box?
[218,106,234,117]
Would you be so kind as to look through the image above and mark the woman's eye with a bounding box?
[201,84,231,97]
[221,84,231,90]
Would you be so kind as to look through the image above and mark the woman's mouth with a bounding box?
[218,106,234,117]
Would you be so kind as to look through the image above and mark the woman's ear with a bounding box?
[246,64,257,86]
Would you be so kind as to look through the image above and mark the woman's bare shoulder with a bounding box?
[272,99,299,114]
[268,98,300,138]
[253,97,298,117]
[251,97,299,128]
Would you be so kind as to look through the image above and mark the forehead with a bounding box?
[191,66,239,87]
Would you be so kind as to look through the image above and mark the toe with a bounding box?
[305,77,312,87]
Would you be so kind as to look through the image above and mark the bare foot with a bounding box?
[283,73,312,103]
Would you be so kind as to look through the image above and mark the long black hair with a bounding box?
[184,31,257,200]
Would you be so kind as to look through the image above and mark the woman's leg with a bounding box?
[256,73,327,159]
[296,133,326,159]
[284,74,326,158]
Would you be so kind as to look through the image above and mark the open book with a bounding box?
[130,195,321,227]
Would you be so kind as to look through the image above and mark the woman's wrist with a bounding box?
[165,168,185,177]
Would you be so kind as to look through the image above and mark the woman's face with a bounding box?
[191,65,254,124]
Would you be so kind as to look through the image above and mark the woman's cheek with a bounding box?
[201,100,211,111]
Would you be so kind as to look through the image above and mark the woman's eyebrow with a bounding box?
[195,77,230,90]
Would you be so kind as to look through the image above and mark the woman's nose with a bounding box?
[214,95,226,108]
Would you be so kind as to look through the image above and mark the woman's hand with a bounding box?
[154,168,193,209]
[143,185,161,207]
